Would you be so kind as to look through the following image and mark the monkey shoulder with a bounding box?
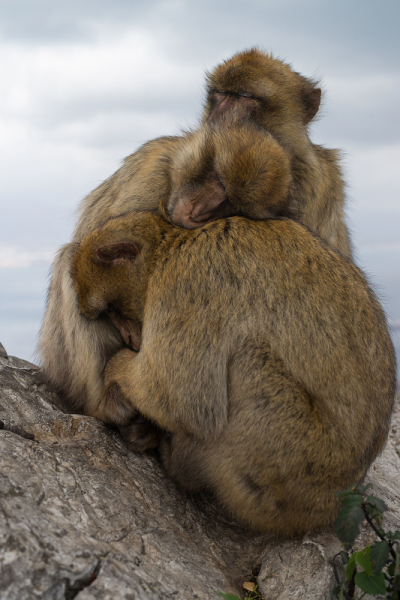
[73,136,184,241]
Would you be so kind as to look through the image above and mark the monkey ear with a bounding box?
[303,87,321,122]
[96,242,141,264]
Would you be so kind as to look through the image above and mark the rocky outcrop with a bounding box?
[0,342,399,600]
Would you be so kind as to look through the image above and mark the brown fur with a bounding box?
[165,113,292,228]
[72,210,396,536]
[203,48,351,256]
[39,48,352,416]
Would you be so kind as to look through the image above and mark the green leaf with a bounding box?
[336,485,358,499]
[216,593,242,600]
[370,541,390,575]
[339,551,349,565]
[336,484,371,499]
[387,531,400,541]
[345,554,357,580]
[335,505,365,549]
[354,571,387,595]
[332,584,344,600]
[365,496,388,514]
[341,495,364,508]
[354,547,373,575]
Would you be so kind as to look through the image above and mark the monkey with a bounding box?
[165,109,293,228]
[38,48,353,418]
[71,208,396,537]
[201,48,351,256]
[68,119,294,448]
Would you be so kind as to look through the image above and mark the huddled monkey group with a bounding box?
[39,48,397,537]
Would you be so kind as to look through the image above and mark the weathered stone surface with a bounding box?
[0,344,399,600]
[0,351,269,600]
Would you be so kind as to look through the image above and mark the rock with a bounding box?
[0,343,399,600]
[0,348,269,600]
[6,355,38,369]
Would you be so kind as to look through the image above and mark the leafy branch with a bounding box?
[333,484,400,599]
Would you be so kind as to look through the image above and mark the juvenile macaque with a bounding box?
[165,112,292,228]
[39,49,352,416]
[72,210,396,536]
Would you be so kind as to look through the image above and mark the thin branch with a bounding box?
[332,554,354,600]
[362,504,397,561]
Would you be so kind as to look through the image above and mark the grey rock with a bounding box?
[1,349,399,600]
[6,355,38,369]
[0,353,269,600]
[0,343,38,369]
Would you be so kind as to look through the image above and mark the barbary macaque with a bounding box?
[39,48,352,416]
[164,111,292,228]
[72,209,396,536]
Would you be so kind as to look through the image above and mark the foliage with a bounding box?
[332,484,400,599]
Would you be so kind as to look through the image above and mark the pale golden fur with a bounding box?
[39,48,352,416]
[72,210,396,536]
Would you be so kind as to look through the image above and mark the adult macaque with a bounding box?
[39,49,352,416]
[202,48,350,255]
[72,209,396,536]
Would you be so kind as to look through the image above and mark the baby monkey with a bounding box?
[72,124,396,537]
[165,110,292,228]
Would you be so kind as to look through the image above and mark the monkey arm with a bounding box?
[102,338,229,440]
[38,243,124,414]
[73,136,183,241]
[38,137,182,415]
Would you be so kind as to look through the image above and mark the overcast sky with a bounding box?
[0,0,399,363]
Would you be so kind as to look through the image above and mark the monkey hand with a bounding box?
[96,348,140,426]
[102,348,163,452]
[98,380,162,452]
[102,347,138,397]
[119,416,164,453]
[95,380,138,426]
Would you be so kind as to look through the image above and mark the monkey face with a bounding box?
[204,48,321,123]
[167,116,293,229]
[72,215,161,345]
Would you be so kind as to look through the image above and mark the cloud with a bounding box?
[316,74,400,146]
[346,143,400,210]
[0,245,55,268]
[0,29,203,129]
[0,26,204,247]
[359,242,400,251]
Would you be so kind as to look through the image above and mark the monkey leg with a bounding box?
[158,432,211,492]
[95,381,162,452]
[102,345,229,438]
